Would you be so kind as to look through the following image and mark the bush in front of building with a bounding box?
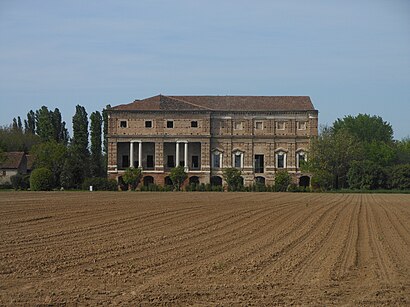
[122,167,142,190]
[169,166,188,191]
[10,173,30,190]
[30,167,53,191]
[222,168,243,191]
[274,170,291,192]
[82,177,118,191]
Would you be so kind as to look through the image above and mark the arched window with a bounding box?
[212,149,223,169]
[210,176,223,186]
[232,150,244,169]
[143,176,154,186]
[275,150,287,169]
[296,150,307,169]
[189,176,200,185]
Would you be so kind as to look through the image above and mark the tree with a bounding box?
[332,114,393,144]
[347,160,387,190]
[35,106,54,142]
[51,108,69,144]
[30,167,53,191]
[305,126,364,190]
[387,164,410,190]
[169,165,187,191]
[12,117,22,132]
[223,168,243,191]
[60,146,86,189]
[0,125,41,152]
[72,105,89,157]
[102,105,111,155]
[90,111,103,177]
[122,167,142,190]
[31,141,67,187]
[24,110,36,134]
[71,105,89,183]
[275,170,291,192]
[395,138,410,165]
[102,104,111,175]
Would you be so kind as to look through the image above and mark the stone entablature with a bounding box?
[107,95,318,187]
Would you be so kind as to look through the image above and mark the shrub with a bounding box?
[82,177,118,191]
[275,171,291,192]
[169,166,187,191]
[11,173,30,190]
[222,168,243,191]
[347,160,387,190]
[30,168,53,191]
[387,164,410,190]
[123,167,142,190]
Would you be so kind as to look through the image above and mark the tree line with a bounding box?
[304,114,410,191]
[1,109,409,191]
[0,104,112,190]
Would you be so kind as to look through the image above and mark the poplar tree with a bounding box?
[90,111,103,177]
[35,106,54,142]
[24,110,36,134]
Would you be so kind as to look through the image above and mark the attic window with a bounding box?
[255,121,263,130]
[191,121,198,128]
[297,121,307,130]
[145,120,152,128]
[120,120,127,128]
[167,120,174,128]
[276,121,285,130]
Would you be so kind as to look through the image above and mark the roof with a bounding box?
[0,152,25,169]
[111,95,316,112]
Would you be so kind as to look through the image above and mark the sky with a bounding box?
[0,0,409,139]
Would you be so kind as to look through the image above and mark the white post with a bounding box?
[176,142,180,167]
[138,141,142,168]
[130,141,134,168]
[184,141,188,171]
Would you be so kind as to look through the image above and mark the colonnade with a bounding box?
[129,140,189,170]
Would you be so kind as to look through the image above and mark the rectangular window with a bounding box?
[277,154,285,168]
[297,121,307,130]
[122,155,129,168]
[167,155,175,167]
[234,121,243,130]
[167,120,174,128]
[120,120,127,128]
[254,155,264,173]
[146,155,154,168]
[276,121,285,130]
[234,154,242,168]
[298,153,305,168]
[192,156,199,169]
[255,121,263,130]
[213,153,221,168]
[145,120,152,128]
[191,121,198,128]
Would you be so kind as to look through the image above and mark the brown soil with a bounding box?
[0,192,409,305]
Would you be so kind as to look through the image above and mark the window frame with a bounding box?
[212,150,222,169]
[120,120,127,128]
[145,120,153,128]
[275,151,287,169]
[276,121,285,130]
[297,121,307,130]
[166,120,174,128]
[255,121,263,130]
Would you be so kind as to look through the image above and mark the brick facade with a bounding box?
[107,95,318,187]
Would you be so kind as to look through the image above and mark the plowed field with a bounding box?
[0,192,409,305]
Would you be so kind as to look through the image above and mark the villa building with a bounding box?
[107,95,318,187]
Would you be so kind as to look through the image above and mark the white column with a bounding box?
[138,141,142,168]
[130,141,134,168]
[184,141,188,171]
[176,142,180,167]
